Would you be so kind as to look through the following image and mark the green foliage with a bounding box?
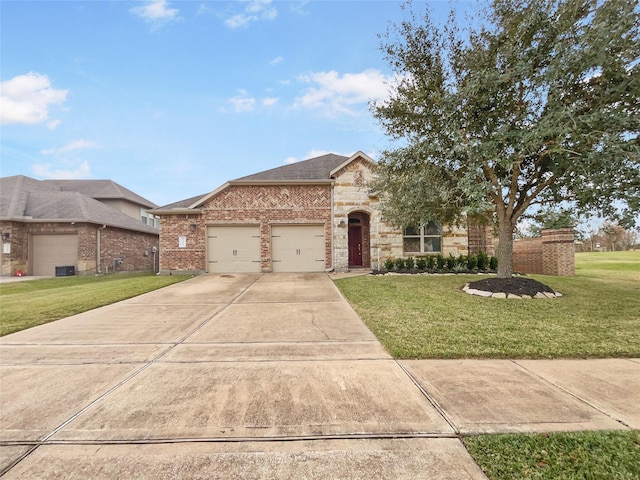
[426,255,436,270]
[416,257,427,270]
[436,254,446,269]
[446,253,457,269]
[490,255,499,270]
[405,256,415,270]
[477,250,489,270]
[384,258,395,271]
[373,0,640,276]
[394,257,406,271]
[467,255,478,270]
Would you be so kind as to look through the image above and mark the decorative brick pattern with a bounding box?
[158,185,332,274]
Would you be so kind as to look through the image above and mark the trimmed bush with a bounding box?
[426,255,436,270]
[384,258,395,271]
[405,256,415,270]
[394,257,406,271]
[436,254,446,270]
[467,255,478,270]
[477,250,489,270]
[489,255,498,270]
[416,257,427,271]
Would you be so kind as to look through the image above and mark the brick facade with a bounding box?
[158,184,332,274]
[0,220,158,276]
[512,228,575,276]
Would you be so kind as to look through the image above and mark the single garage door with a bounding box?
[207,226,261,273]
[271,225,325,272]
[32,234,78,276]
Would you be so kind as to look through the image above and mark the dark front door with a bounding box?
[348,225,363,266]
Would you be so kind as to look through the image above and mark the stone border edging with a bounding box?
[462,284,562,299]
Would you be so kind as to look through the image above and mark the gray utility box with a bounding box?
[55,266,75,276]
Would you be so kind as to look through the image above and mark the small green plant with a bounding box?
[489,255,498,270]
[426,255,436,270]
[384,258,395,271]
[436,254,446,270]
[416,258,427,271]
[467,255,478,270]
[477,250,489,270]
[446,253,457,270]
[405,256,415,270]
[457,255,467,268]
[394,257,406,271]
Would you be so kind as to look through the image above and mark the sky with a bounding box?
[0,0,481,207]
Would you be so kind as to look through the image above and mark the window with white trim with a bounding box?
[403,221,442,253]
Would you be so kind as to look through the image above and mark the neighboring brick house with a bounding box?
[152,152,474,274]
[0,175,160,276]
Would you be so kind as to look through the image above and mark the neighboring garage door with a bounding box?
[271,225,325,272]
[32,234,78,276]
[207,226,261,273]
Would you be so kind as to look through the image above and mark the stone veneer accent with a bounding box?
[332,157,468,272]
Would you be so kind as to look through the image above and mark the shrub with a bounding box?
[457,255,467,268]
[467,255,478,270]
[416,257,427,271]
[446,253,457,270]
[384,258,395,271]
[426,255,436,270]
[477,250,489,270]
[405,256,415,270]
[489,255,498,270]
[394,257,406,271]
[436,254,446,270]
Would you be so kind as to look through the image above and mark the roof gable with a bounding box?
[43,179,157,209]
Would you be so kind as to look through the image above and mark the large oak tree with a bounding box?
[373,0,639,277]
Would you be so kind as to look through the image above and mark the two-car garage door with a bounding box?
[206,225,325,273]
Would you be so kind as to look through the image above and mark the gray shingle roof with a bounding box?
[1,175,158,234]
[234,153,348,182]
[43,179,158,209]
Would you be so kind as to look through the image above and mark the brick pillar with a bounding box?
[542,228,575,276]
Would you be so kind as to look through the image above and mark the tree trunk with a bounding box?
[496,220,515,278]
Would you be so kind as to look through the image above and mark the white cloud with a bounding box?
[228,91,256,112]
[269,56,284,66]
[0,72,68,125]
[40,139,99,156]
[224,0,277,29]
[32,161,91,179]
[294,69,393,116]
[130,0,180,28]
[262,97,279,107]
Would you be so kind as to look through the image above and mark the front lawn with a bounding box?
[0,273,190,336]
[464,430,640,480]
[333,251,640,359]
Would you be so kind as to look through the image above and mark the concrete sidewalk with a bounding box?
[1,273,638,479]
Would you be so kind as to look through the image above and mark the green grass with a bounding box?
[334,251,640,359]
[0,273,190,336]
[464,430,640,480]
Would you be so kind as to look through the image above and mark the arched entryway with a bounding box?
[348,211,371,269]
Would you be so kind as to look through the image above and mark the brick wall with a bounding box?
[512,228,575,276]
[467,221,496,256]
[0,220,158,276]
[158,184,332,273]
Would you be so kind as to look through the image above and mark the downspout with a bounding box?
[97,224,107,273]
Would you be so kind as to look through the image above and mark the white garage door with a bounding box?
[32,234,78,276]
[207,226,261,273]
[271,225,325,272]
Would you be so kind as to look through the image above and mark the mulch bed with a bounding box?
[467,277,556,296]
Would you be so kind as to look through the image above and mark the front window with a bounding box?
[403,221,442,253]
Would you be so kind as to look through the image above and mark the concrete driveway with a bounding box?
[1,273,638,479]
